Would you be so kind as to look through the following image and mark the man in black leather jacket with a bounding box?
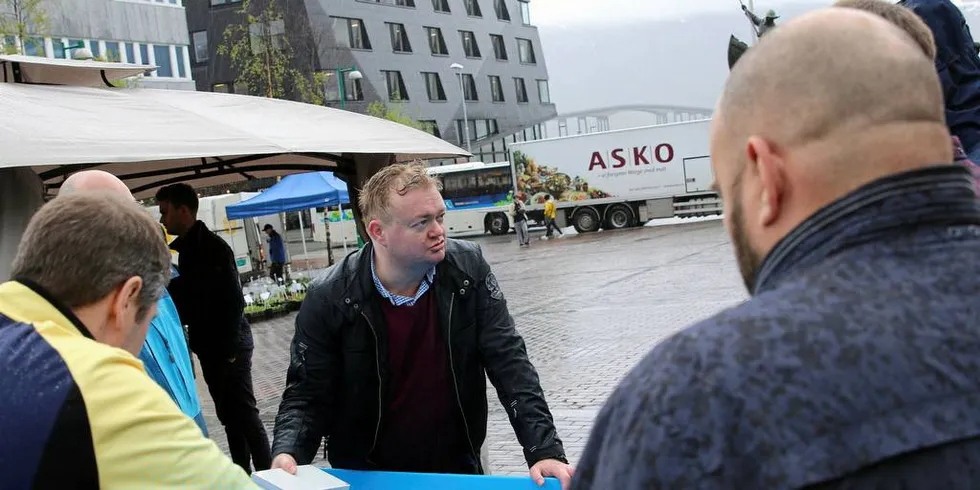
[271,163,573,488]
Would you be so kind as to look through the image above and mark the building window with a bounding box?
[124,42,136,63]
[249,19,285,54]
[104,41,121,61]
[422,72,447,101]
[191,31,208,62]
[139,43,150,66]
[387,23,412,53]
[464,0,482,17]
[460,31,481,58]
[494,0,510,21]
[213,83,232,92]
[52,40,66,59]
[432,0,450,12]
[489,75,504,102]
[210,0,242,5]
[383,70,409,101]
[176,46,187,78]
[426,27,448,55]
[537,79,550,103]
[333,17,372,50]
[519,0,531,24]
[514,77,528,103]
[153,45,173,77]
[419,120,441,138]
[490,34,507,60]
[517,38,536,64]
[24,37,45,57]
[88,40,102,58]
[396,0,415,5]
[461,73,478,101]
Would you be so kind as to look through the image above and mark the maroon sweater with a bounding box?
[370,292,471,473]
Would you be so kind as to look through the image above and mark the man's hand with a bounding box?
[271,454,298,475]
[530,459,575,489]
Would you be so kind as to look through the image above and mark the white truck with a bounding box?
[509,119,722,233]
[146,193,268,277]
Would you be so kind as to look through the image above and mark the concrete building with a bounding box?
[187,0,556,163]
[1,0,195,90]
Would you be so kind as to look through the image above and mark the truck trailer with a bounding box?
[509,119,722,233]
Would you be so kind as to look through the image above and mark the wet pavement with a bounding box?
[195,218,750,474]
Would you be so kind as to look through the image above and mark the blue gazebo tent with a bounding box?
[225,172,352,264]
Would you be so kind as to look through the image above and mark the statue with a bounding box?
[728,4,779,70]
[743,6,780,39]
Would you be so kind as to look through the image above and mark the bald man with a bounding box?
[572,8,980,490]
[59,170,208,437]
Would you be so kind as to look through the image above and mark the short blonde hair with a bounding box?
[358,161,443,222]
[834,0,937,59]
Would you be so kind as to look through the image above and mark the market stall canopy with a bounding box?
[225,171,350,219]
[0,60,469,199]
[0,54,152,86]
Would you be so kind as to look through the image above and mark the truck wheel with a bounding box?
[487,213,509,235]
[604,204,635,230]
[572,207,601,233]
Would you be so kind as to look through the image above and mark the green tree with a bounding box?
[367,100,434,133]
[0,0,48,55]
[218,0,324,103]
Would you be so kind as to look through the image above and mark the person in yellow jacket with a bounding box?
[0,192,256,489]
[543,195,564,239]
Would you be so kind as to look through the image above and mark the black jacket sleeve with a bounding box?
[211,242,246,359]
[473,250,567,468]
[272,288,340,463]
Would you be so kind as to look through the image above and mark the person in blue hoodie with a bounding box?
[139,261,209,436]
[59,170,208,436]
[899,0,980,162]
[572,9,980,489]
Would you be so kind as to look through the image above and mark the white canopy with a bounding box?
[1,80,468,199]
[0,54,153,86]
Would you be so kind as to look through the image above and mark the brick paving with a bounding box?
[195,219,749,474]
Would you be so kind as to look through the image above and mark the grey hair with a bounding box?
[11,192,171,321]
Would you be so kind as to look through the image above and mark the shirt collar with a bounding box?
[754,164,980,295]
[370,251,436,307]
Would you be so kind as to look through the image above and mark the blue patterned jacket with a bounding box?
[572,165,980,489]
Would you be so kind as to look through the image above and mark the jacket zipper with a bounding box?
[446,293,482,474]
[361,311,384,459]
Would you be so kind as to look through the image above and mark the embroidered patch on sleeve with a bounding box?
[486,272,504,301]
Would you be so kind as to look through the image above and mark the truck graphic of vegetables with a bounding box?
[513,151,612,204]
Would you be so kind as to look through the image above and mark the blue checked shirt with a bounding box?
[370,252,436,307]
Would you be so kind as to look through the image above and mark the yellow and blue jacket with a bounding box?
[0,279,257,489]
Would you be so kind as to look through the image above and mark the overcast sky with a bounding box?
[529,0,827,26]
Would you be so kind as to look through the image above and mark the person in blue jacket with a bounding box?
[263,224,287,283]
[139,262,209,436]
[900,0,980,162]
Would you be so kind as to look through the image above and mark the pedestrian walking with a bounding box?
[511,199,530,247]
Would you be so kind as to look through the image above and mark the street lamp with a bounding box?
[450,62,471,153]
[335,66,363,110]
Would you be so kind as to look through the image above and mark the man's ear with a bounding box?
[745,135,786,228]
[367,219,386,246]
[110,276,143,327]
